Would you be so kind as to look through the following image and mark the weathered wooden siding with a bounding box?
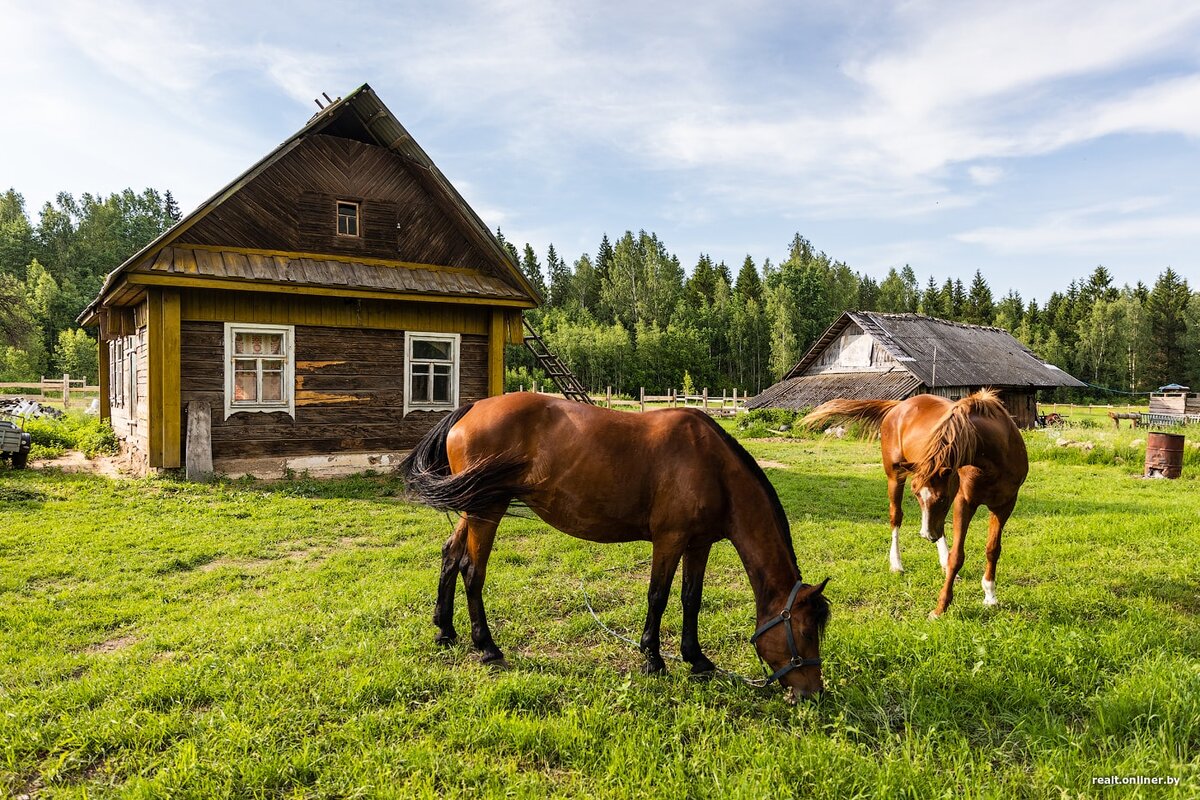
[180,322,488,460]
[179,289,489,334]
[180,135,493,270]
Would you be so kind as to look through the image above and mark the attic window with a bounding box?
[337,201,359,237]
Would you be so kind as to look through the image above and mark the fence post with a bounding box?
[62,373,70,408]
[732,387,738,409]
[703,388,708,411]
[640,387,645,413]
[606,386,612,408]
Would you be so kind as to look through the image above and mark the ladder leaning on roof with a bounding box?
[522,318,594,404]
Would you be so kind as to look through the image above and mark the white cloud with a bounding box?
[967,166,1003,186]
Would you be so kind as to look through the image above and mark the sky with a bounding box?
[3,0,1200,302]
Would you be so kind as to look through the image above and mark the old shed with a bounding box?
[79,84,539,477]
[748,312,1085,427]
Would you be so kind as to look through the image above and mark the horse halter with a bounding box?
[749,579,822,684]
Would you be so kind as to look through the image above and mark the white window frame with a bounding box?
[223,322,295,419]
[404,332,460,416]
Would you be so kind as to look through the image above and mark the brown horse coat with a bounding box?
[804,390,1028,617]
[400,393,830,699]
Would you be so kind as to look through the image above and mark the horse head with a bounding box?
[752,578,831,702]
[910,467,959,542]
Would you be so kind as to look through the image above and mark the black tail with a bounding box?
[397,403,529,513]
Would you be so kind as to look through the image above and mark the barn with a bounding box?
[747,311,1085,427]
[78,84,539,477]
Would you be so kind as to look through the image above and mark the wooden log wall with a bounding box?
[180,134,496,272]
[180,322,488,460]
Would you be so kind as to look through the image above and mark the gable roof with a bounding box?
[785,311,1085,389]
[81,83,537,324]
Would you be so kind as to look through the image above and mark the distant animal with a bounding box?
[398,393,831,701]
[803,390,1028,618]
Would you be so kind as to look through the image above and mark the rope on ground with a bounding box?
[578,566,772,690]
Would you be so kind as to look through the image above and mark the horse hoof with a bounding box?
[641,660,668,676]
[927,610,942,620]
[483,657,511,670]
[983,598,999,607]
[434,633,458,647]
[890,565,905,574]
[690,659,717,677]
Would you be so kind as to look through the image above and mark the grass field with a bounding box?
[1,426,1198,798]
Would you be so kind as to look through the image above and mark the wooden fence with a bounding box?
[514,384,748,416]
[0,374,100,408]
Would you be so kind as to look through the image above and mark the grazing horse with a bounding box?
[803,390,1028,617]
[399,393,830,701]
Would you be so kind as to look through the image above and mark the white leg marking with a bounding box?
[982,577,998,606]
[937,537,949,571]
[889,527,904,573]
[918,488,934,540]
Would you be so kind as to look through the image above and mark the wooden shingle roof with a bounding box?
[81,83,537,324]
[785,312,1085,389]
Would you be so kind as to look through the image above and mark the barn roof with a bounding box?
[785,312,1085,389]
[746,369,921,411]
[80,83,537,324]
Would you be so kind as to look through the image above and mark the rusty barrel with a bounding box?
[1145,432,1185,479]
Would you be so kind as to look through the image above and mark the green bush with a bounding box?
[21,412,119,459]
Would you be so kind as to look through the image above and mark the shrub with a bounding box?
[21,412,119,459]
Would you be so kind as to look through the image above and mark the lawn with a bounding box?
[1,427,1198,798]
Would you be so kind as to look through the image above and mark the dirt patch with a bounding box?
[32,452,126,479]
[85,634,138,654]
[755,459,790,470]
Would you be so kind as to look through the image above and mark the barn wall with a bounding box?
[179,134,495,270]
[803,325,898,376]
[179,321,488,461]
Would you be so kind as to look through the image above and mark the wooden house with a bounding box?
[747,312,1085,428]
[79,84,539,477]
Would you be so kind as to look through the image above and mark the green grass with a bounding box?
[1,432,1198,798]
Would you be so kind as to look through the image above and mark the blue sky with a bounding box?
[3,0,1199,301]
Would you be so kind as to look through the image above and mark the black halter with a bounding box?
[749,580,822,684]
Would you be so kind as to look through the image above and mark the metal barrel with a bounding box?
[1145,432,1185,479]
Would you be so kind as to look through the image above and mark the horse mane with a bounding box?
[912,389,1008,485]
[398,403,530,513]
[694,413,797,566]
[800,398,899,433]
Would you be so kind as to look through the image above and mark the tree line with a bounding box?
[1,188,180,384]
[503,230,1197,400]
[1,185,1195,400]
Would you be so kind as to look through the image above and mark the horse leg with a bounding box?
[433,516,468,645]
[982,499,1016,607]
[887,475,905,573]
[931,495,977,618]
[680,543,716,675]
[640,540,685,675]
[459,504,508,664]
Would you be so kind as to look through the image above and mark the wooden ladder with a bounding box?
[523,318,594,404]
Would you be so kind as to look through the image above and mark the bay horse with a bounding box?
[802,389,1028,618]
[398,392,830,701]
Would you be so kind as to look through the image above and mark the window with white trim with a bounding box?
[405,332,459,414]
[224,323,295,418]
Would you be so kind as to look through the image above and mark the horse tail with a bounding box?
[398,403,529,513]
[913,389,1008,483]
[800,398,899,432]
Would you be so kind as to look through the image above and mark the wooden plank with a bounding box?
[161,289,182,468]
[98,337,111,421]
[146,289,164,468]
[185,400,214,481]
[127,273,534,308]
[489,309,505,397]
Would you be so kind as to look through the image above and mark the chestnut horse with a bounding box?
[399,393,830,700]
[803,389,1027,617]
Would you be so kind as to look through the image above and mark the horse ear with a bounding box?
[813,577,831,595]
[938,467,954,480]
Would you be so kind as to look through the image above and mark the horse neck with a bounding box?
[725,479,802,621]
